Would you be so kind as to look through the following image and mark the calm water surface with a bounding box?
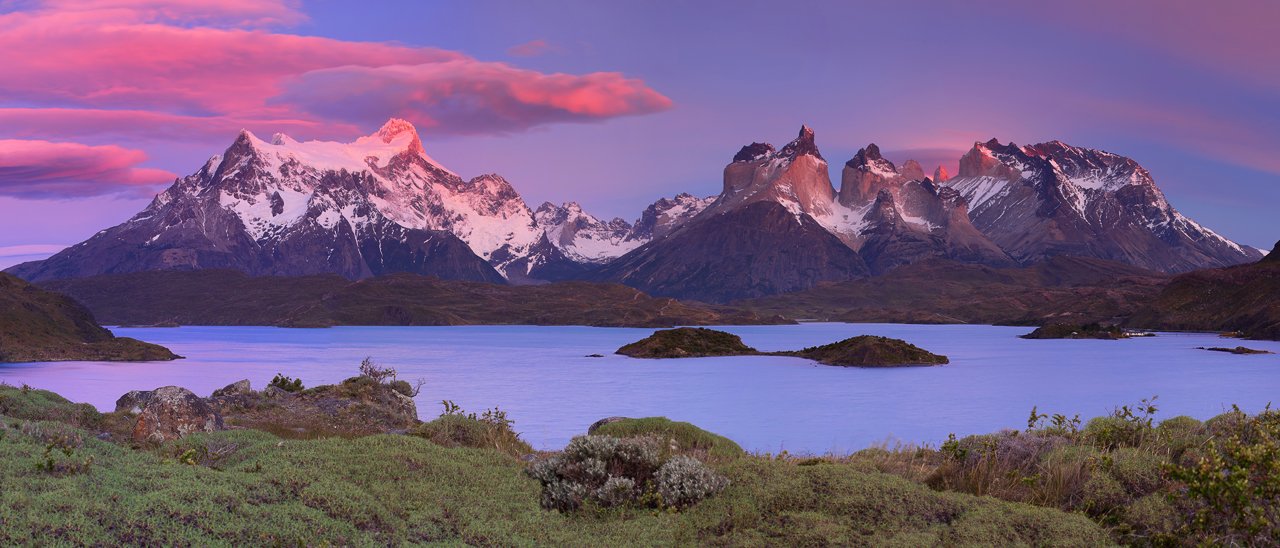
[3,323,1278,453]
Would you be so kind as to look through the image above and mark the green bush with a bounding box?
[1168,408,1280,544]
[1083,416,1146,449]
[1106,447,1165,497]
[268,373,303,393]
[1155,415,1205,462]
[592,417,744,460]
[409,412,532,459]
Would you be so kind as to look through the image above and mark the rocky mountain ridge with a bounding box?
[6,120,1261,301]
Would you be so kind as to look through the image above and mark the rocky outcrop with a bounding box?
[211,379,252,398]
[715,125,837,219]
[207,375,420,437]
[131,386,225,444]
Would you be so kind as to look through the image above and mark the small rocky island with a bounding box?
[616,327,948,367]
[1197,346,1275,355]
[1019,323,1142,340]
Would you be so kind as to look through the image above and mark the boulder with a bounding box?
[211,379,252,398]
[261,385,287,398]
[131,386,224,444]
[115,390,154,414]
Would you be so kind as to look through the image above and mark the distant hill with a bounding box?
[1129,241,1280,340]
[0,273,178,362]
[737,256,1169,325]
[40,270,783,328]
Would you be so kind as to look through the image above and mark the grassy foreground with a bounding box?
[6,384,1278,545]
[0,385,1113,546]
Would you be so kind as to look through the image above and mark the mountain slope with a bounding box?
[593,200,869,302]
[1129,240,1280,339]
[0,273,177,362]
[944,139,1261,272]
[38,270,781,328]
[738,256,1169,325]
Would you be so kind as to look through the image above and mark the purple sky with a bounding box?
[1,0,1277,268]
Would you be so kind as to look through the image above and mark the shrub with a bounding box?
[591,417,744,460]
[268,373,303,393]
[1083,416,1145,449]
[528,434,727,512]
[358,357,396,383]
[356,357,423,397]
[654,455,729,508]
[1106,447,1165,497]
[1167,408,1280,544]
[1155,415,1205,462]
[410,412,532,459]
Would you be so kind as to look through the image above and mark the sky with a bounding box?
[0,0,1277,268]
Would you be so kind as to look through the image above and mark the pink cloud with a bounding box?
[0,139,176,197]
[508,39,557,57]
[0,107,359,142]
[274,62,673,135]
[0,1,672,143]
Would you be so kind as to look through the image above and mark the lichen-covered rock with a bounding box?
[114,390,154,414]
[131,386,224,444]
[211,379,252,398]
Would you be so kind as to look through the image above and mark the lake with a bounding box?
[3,323,1278,453]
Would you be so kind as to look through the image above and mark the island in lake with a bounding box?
[616,327,949,367]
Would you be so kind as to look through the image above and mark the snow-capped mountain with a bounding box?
[8,119,713,283]
[533,202,640,264]
[691,127,1012,275]
[9,120,511,283]
[837,143,1013,273]
[532,194,716,264]
[944,139,1263,272]
[7,120,1260,300]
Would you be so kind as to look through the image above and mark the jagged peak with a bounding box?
[733,142,775,163]
[778,125,824,161]
[375,118,418,141]
[900,159,925,181]
[371,118,425,154]
[933,165,951,182]
[846,143,896,174]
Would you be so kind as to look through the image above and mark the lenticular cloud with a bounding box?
[0,0,673,141]
[0,140,175,198]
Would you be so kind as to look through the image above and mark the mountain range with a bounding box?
[7,119,1263,302]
